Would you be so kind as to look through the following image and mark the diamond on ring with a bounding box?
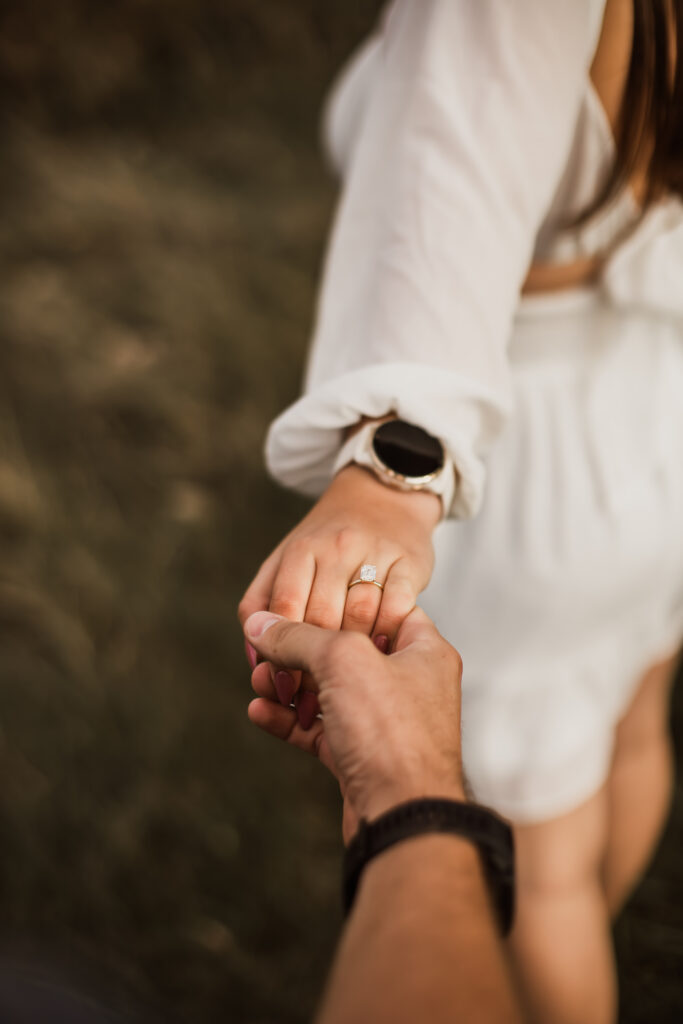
[347,562,384,591]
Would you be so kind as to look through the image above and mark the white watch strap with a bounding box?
[332,422,456,518]
[332,423,375,475]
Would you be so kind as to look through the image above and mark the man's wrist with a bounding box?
[362,831,483,889]
[358,777,467,825]
[343,797,515,934]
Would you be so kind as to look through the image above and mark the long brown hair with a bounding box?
[590,0,683,216]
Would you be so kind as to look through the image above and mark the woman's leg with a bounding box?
[508,786,617,1024]
[601,651,678,918]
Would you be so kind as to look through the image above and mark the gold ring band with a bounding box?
[347,579,384,591]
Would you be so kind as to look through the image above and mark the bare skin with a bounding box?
[510,785,616,1024]
[602,651,678,918]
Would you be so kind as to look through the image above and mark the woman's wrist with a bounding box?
[329,463,442,531]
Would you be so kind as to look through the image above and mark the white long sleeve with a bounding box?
[266,0,607,517]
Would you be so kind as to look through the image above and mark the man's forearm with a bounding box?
[316,834,523,1024]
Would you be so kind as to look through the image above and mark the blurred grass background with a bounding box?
[0,2,680,1021]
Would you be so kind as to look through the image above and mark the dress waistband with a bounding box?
[510,286,608,365]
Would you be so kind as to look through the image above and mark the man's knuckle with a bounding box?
[327,632,349,655]
[327,631,370,668]
[347,631,372,656]
[323,636,347,672]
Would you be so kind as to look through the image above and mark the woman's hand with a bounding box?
[239,464,441,716]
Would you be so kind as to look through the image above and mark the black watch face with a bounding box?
[372,420,444,478]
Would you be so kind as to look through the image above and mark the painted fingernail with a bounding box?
[274,670,296,707]
[245,611,284,639]
[374,634,389,654]
[296,691,320,731]
[245,640,258,670]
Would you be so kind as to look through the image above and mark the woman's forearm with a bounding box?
[316,834,523,1024]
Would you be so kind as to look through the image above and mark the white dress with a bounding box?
[264,0,683,822]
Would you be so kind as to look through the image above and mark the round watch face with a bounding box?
[371,420,444,480]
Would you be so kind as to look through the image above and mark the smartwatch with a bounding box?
[332,419,456,516]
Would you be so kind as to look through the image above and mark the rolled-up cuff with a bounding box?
[265,362,510,519]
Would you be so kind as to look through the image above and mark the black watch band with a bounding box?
[342,798,515,936]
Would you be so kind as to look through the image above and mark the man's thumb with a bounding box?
[244,611,286,639]
[244,612,324,684]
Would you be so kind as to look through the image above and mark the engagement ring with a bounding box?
[347,564,385,591]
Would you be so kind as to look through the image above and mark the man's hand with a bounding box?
[244,607,465,829]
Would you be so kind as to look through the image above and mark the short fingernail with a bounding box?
[373,634,389,654]
[296,691,319,731]
[274,670,296,707]
[245,640,258,670]
[245,611,284,639]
